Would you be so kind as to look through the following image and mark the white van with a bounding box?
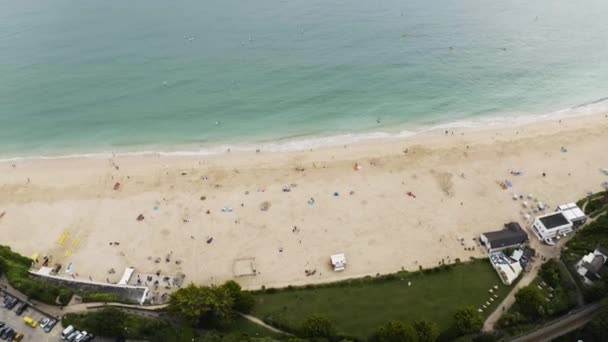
[61,325,74,339]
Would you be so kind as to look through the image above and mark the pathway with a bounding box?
[510,301,606,342]
[483,213,604,332]
[238,313,292,335]
[482,235,567,332]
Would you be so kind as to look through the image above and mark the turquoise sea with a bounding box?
[1,0,608,158]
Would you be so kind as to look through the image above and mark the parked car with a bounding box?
[22,316,36,328]
[1,327,14,340]
[0,326,8,336]
[38,317,50,328]
[74,331,87,342]
[12,332,24,342]
[66,330,80,342]
[44,319,57,333]
[14,303,28,316]
[4,329,15,341]
[0,322,4,328]
[61,325,74,339]
[4,298,18,310]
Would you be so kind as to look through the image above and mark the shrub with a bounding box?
[300,313,336,339]
[80,292,122,303]
[453,306,482,335]
[514,286,545,319]
[369,320,418,342]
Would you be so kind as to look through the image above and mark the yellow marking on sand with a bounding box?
[57,231,69,245]
[72,239,80,247]
[64,250,72,257]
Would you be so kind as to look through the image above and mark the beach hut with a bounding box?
[330,253,346,272]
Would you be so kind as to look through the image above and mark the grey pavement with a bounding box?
[0,294,62,342]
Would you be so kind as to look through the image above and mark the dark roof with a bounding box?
[583,256,605,274]
[482,222,528,249]
[597,246,608,257]
[505,222,523,232]
[539,212,570,229]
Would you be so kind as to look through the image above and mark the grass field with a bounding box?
[226,316,285,339]
[251,259,512,338]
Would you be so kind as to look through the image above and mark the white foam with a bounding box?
[1,98,606,163]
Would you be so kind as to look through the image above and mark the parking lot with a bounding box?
[1,294,61,342]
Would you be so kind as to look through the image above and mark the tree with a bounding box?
[539,260,560,288]
[300,313,336,339]
[369,320,418,342]
[453,306,482,335]
[70,308,128,337]
[222,280,255,313]
[413,320,439,342]
[514,286,545,319]
[167,283,235,328]
[586,308,608,341]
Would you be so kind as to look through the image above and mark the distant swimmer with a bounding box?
[376,118,381,124]
[162,81,168,87]
[249,36,253,42]
[215,121,220,125]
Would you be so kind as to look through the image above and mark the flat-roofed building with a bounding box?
[531,211,573,242]
[557,202,587,227]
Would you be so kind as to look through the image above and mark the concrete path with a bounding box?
[483,213,604,332]
[238,312,291,335]
[482,232,568,332]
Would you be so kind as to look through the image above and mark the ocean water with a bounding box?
[1,0,608,158]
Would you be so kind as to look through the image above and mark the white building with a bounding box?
[531,203,587,243]
[557,203,587,227]
[575,248,608,285]
[489,252,523,285]
[531,211,573,242]
[330,253,346,272]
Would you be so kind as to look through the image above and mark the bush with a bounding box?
[496,312,526,328]
[539,260,560,288]
[453,306,482,335]
[300,313,336,339]
[0,245,74,305]
[222,280,255,314]
[62,308,190,340]
[369,320,418,342]
[80,292,122,303]
[514,286,545,319]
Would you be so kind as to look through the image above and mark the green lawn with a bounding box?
[226,316,285,339]
[251,260,512,338]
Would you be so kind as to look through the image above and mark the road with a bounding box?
[510,301,606,342]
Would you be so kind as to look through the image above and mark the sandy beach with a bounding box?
[1,114,607,292]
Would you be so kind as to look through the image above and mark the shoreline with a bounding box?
[1,113,607,293]
[2,100,608,163]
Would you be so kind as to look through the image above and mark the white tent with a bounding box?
[118,267,135,285]
[330,253,346,272]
